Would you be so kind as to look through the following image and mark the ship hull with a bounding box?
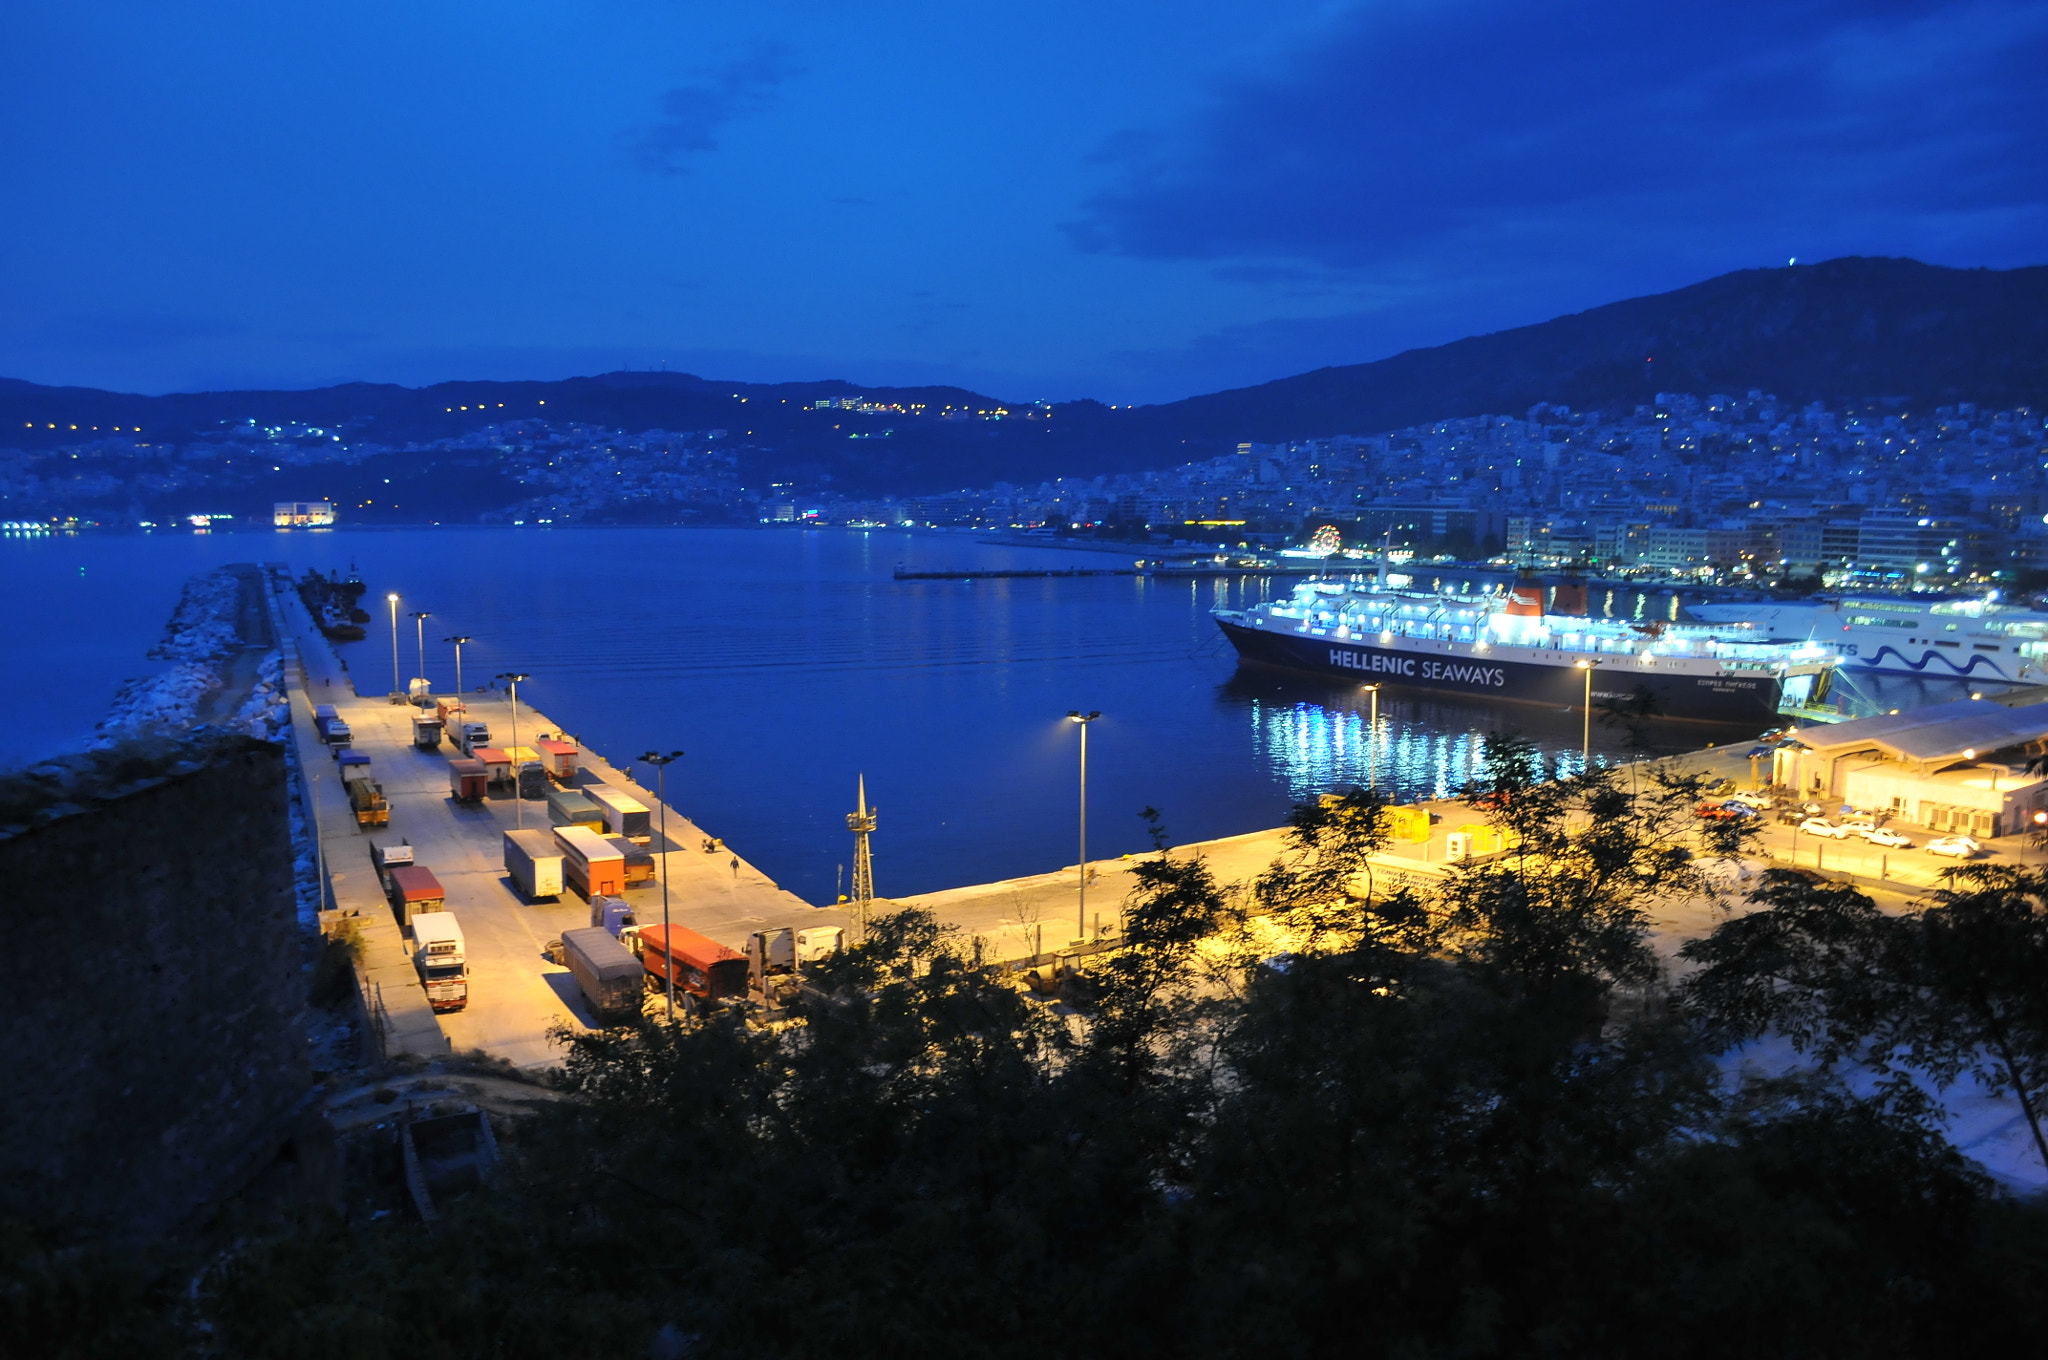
[1214,615,1781,724]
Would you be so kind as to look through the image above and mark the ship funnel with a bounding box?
[1505,570,1545,618]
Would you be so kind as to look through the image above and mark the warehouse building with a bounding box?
[1775,699,2048,840]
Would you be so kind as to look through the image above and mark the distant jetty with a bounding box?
[893,562,1333,582]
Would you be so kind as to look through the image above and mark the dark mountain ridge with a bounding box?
[4,257,2043,499]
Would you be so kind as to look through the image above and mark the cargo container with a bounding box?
[412,715,444,750]
[554,824,627,898]
[590,894,637,936]
[313,703,338,722]
[517,761,548,801]
[386,864,447,928]
[337,752,373,785]
[796,926,844,964]
[639,924,748,1001]
[502,828,564,901]
[448,758,489,803]
[348,778,390,828]
[536,739,579,781]
[607,835,656,884]
[585,786,653,844]
[410,912,468,1012]
[561,926,644,1019]
[546,787,604,833]
[473,747,513,786]
[435,696,467,725]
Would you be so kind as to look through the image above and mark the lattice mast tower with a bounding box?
[847,774,877,939]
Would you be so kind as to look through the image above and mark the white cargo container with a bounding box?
[503,828,564,901]
[584,786,653,844]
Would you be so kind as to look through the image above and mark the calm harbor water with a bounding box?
[0,526,1969,900]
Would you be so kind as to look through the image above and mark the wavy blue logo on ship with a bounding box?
[1331,648,1506,687]
[1849,645,2016,678]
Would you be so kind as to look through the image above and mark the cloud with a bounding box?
[1069,0,2048,275]
[627,42,798,174]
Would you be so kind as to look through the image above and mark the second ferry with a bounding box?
[1687,594,2048,684]
[1213,571,1838,725]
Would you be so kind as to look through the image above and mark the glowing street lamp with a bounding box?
[640,750,684,1022]
[498,672,530,826]
[410,611,431,700]
[444,636,472,701]
[1574,658,1601,773]
[1067,710,1101,943]
[1363,683,1381,792]
[385,593,402,699]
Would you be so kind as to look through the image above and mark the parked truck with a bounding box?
[560,926,644,1019]
[456,721,491,755]
[590,895,637,936]
[337,750,372,782]
[386,864,447,929]
[410,912,469,1012]
[412,714,444,750]
[607,835,656,885]
[434,696,467,726]
[546,786,604,833]
[554,825,626,898]
[517,760,549,801]
[448,758,489,803]
[639,924,749,1002]
[586,786,653,844]
[313,703,352,748]
[348,778,390,828]
[536,738,579,782]
[503,828,564,901]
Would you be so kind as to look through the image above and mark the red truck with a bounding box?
[639,924,748,1002]
[385,865,447,929]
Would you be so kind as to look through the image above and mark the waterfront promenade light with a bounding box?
[640,750,684,1023]
[386,593,402,700]
[444,635,473,699]
[1575,659,1601,773]
[410,611,431,696]
[1067,711,1101,944]
[498,672,530,827]
[1363,684,1381,792]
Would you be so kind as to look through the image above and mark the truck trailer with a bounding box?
[560,926,643,1019]
[448,758,489,803]
[536,738,579,782]
[313,704,352,748]
[546,787,604,833]
[348,778,390,828]
[553,825,626,898]
[503,828,564,901]
[386,864,447,929]
[412,715,444,750]
[410,912,469,1012]
[586,786,653,844]
[607,835,656,884]
[639,924,749,1002]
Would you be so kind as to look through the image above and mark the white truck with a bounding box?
[456,721,491,755]
[411,912,469,1012]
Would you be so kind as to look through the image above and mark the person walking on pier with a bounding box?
[730,855,739,878]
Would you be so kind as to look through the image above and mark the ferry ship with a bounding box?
[1212,571,1838,724]
[1687,595,2048,684]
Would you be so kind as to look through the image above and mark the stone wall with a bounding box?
[0,736,310,1241]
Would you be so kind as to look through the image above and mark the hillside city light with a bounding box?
[1068,711,1101,943]
[640,750,684,1023]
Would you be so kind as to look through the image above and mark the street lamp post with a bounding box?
[1364,683,1381,792]
[499,672,530,826]
[640,750,684,1022]
[1067,710,1100,943]
[444,636,472,703]
[1575,659,1601,773]
[410,611,431,700]
[385,593,402,700]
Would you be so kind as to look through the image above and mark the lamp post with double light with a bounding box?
[409,611,431,701]
[444,635,471,702]
[499,672,530,826]
[640,749,684,1022]
[1067,710,1100,943]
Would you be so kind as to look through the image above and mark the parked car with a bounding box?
[1800,817,1853,839]
[1926,835,1983,859]
[1696,801,1755,821]
[1858,826,1914,849]
[1726,791,1775,811]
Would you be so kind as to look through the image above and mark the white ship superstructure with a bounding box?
[1689,595,2048,683]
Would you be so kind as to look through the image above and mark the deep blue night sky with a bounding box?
[3,1,2044,403]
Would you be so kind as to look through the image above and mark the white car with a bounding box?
[1799,817,1853,839]
[1925,835,1982,859]
[1726,791,1775,811]
[1857,826,1914,849]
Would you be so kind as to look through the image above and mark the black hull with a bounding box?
[1214,617,1780,725]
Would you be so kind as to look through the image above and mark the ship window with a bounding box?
[1976,644,2000,651]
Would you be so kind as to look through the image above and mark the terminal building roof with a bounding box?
[1793,699,2048,766]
